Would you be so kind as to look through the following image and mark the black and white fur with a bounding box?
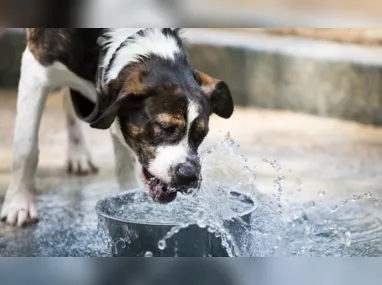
[0,28,234,227]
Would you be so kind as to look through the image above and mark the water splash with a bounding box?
[158,240,167,250]
[94,133,382,257]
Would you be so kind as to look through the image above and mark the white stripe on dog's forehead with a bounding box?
[103,28,181,83]
[187,100,199,130]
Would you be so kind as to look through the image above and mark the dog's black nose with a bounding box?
[176,163,198,184]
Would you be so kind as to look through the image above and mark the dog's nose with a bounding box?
[176,163,198,184]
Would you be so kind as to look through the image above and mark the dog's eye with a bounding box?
[155,122,176,134]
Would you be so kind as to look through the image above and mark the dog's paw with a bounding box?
[67,146,98,176]
[1,189,38,227]
[67,154,98,176]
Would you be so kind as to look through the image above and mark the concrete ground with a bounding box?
[1,89,382,203]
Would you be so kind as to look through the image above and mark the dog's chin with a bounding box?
[141,168,177,204]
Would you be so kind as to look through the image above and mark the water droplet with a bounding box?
[198,220,207,228]
[240,155,248,162]
[345,231,351,238]
[351,194,360,201]
[296,188,302,192]
[341,199,348,205]
[158,240,167,250]
[207,226,216,233]
[144,251,153,257]
[364,192,372,198]
[372,197,382,206]
[318,190,326,196]
[309,201,316,208]
[331,204,338,212]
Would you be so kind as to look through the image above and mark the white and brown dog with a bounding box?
[0,28,234,227]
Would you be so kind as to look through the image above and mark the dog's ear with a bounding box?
[193,69,234,119]
[90,71,148,130]
[89,93,127,130]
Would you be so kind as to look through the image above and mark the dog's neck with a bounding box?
[97,28,185,89]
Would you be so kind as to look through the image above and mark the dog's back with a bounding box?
[26,28,102,82]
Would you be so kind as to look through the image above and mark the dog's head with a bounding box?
[91,29,233,203]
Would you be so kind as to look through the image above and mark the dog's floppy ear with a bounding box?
[89,71,148,130]
[89,92,127,130]
[193,69,234,119]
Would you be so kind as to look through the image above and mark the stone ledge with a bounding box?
[183,29,382,126]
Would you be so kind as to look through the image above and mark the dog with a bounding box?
[0,28,234,227]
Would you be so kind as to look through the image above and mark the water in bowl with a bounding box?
[100,189,255,225]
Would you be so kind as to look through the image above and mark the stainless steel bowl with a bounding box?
[96,189,255,257]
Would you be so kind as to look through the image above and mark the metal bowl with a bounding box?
[96,189,255,257]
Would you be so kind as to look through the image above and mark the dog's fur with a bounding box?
[0,28,234,227]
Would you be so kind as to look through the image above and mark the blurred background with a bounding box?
[2,0,382,26]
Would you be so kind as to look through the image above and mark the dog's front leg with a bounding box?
[62,87,98,176]
[1,49,49,227]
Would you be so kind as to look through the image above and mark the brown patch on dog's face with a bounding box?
[189,117,209,150]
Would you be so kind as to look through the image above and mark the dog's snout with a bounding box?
[176,163,198,183]
[171,154,201,193]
